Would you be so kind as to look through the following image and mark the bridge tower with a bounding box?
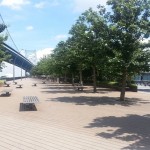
[20,49,37,65]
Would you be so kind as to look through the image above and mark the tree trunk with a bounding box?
[72,73,74,86]
[79,68,83,85]
[64,71,67,83]
[92,65,97,93]
[120,69,127,101]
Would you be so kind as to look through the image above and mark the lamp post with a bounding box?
[20,60,24,80]
[13,56,17,82]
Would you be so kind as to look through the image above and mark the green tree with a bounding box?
[0,24,10,71]
[69,17,88,85]
[80,8,110,92]
[63,38,79,85]
[0,24,6,33]
[52,41,72,82]
[106,0,150,100]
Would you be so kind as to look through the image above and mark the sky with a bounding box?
[0,0,108,77]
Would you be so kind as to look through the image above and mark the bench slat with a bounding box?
[23,96,39,103]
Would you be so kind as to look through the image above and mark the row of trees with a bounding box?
[31,0,150,101]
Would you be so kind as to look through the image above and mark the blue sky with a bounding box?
[0,0,107,77]
[0,0,107,52]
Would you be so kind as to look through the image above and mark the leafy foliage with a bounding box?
[0,24,10,71]
[106,0,150,100]
[31,0,150,100]
[0,24,6,33]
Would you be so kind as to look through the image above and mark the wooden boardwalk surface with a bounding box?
[0,78,150,149]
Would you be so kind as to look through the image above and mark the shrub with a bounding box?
[97,81,137,92]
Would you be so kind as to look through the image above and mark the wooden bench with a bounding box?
[42,81,46,84]
[21,96,39,111]
[16,84,23,88]
[4,82,11,87]
[74,83,84,91]
[23,96,39,104]
[1,89,12,96]
[76,86,84,91]
[13,81,17,85]
[32,83,37,86]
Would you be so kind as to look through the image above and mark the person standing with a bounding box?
[141,75,143,81]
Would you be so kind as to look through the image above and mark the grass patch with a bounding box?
[0,80,5,87]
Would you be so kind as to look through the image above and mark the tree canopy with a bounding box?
[0,24,10,71]
[31,0,150,100]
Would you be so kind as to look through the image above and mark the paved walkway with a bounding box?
[0,78,150,150]
[138,84,150,93]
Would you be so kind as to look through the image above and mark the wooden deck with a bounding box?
[0,78,150,149]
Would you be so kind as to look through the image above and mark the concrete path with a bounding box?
[0,78,150,150]
[138,84,150,93]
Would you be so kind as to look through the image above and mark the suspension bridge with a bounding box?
[0,14,36,79]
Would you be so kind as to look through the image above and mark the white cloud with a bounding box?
[50,0,59,7]
[26,25,34,31]
[34,1,46,9]
[54,34,68,41]
[34,0,59,9]
[73,0,107,13]
[36,48,53,61]
[0,0,30,10]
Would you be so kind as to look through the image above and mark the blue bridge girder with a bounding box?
[2,42,34,71]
